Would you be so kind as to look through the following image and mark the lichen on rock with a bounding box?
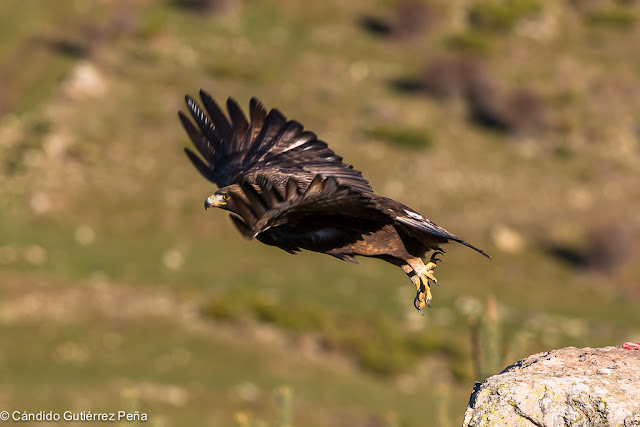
[463,346,640,427]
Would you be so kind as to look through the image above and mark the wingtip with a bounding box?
[249,96,264,109]
[472,245,492,259]
[199,89,218,107]
[183,147,203,164]
[226,96,239,109]
[458,239,492,259]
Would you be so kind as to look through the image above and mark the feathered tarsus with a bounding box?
[180,90,490,313]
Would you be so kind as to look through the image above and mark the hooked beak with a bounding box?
[204,197,213,210]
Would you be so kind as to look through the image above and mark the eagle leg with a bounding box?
[401,252,447,313]
[403,258,436,314]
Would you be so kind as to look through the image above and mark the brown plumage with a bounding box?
[179,90,490,312]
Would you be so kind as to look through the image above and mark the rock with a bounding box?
[62,61,106,100]
[463,346,640,427]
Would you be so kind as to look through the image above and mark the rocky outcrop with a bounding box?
[463,346,640,427]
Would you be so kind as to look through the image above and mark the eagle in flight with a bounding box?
[179,90,490,313]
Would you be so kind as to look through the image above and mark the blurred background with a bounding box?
[1,0,639,425]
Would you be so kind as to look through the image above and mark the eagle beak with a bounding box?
[204,196,214,210]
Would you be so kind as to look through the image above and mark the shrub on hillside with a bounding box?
[585,222,635,273]
[359,0,439,39]
[391,0,439,38]
[468,0,544,33]
[468,87,548,135]
[420,55,491,100]
[171,0,240,14]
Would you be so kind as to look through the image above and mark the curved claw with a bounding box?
[429,250,445,264]
[413,296,424,315]
[414,287,430,314]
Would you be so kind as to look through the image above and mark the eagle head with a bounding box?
[204,191,230,210]
[204,184,250,217]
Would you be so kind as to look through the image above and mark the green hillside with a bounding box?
[1,0,639,425]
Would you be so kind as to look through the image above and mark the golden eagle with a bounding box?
[179,90,490,313]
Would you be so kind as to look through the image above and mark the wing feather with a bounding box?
[240,181,268,218]
[199,90,234,150]
[226,97,250,152]
[246,97,268,154]
[184,148,216,181]
[395,209,490,258]
[179,91,373,193]
[184,96,222,157]
[369,195,490,258]
[179,111,216,165]
[251,109,288,161]
[229,215,254,240]
[285,177,298,200]
[231,196,259,230]
[228,174,377,239]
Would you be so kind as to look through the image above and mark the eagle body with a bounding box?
[255,200,444,262]
[259,218,407,261]
[179,90,489,311]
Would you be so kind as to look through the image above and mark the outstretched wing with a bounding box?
[226,174,381,239]
[179,90,373,194]
[373,196,491,258]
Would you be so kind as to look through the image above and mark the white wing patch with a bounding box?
[404,210,424,221]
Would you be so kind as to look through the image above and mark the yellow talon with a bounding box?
[423,284,432,303]
[414,281,432,313]
[408,252,444,313]
[423,250,443,286]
